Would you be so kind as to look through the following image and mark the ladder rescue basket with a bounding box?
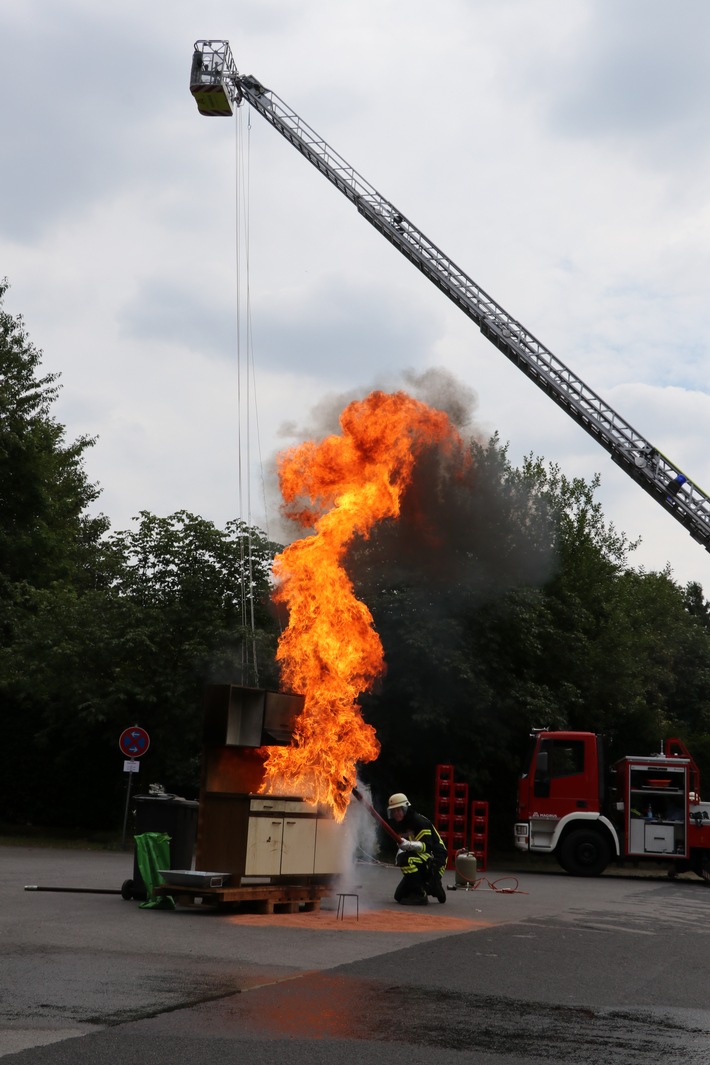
[190,41,235,117]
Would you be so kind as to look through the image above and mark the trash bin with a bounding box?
[122,793,199,900]
[134,832,176,909]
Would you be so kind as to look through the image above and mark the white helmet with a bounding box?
[387,793,410,816]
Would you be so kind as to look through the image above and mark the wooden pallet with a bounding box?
[154,881,332,913]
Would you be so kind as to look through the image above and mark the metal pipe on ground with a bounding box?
[24,886,123,895]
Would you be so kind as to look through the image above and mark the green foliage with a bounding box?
[0,279,111,825]
[0,280,105,598]
[3,280,710,844]
[354,436,710,845]
[3,512,282,824]
[0,283,282,828]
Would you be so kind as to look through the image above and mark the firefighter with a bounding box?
[387,792,448,905]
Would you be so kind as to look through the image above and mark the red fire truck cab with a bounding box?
[514,730,710,879]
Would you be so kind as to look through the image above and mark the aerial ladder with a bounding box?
[190,40,710,555]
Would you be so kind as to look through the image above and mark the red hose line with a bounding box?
[352,787,403,845]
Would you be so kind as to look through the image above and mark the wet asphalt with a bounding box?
[2,844,710,1063]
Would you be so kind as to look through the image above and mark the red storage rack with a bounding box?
[434,766,468,869]
[434,764,453,861]
[470,799,489,872]
[451,782,469,857]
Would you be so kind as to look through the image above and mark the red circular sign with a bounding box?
[118,726,150,758]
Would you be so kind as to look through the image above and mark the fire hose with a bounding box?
[351,787,403,845]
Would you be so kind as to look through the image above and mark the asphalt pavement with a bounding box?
[2,844,710,1063]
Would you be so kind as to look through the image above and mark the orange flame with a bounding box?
[260,390,463,819]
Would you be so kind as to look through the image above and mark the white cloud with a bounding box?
[3,0,710,594]
[539,1,710,149]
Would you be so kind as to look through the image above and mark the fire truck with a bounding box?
[514,730,710,879]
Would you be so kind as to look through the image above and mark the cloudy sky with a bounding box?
[4,0,710,589]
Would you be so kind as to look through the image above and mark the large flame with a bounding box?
[260,390,463,819]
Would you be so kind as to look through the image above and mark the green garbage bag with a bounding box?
[134,832,176,910]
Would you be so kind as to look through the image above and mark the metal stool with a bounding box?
[336,892,359,921]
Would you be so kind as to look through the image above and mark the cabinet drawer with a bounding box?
[249,798,284,813]
[280,799,314,814]
[249,797,314,814]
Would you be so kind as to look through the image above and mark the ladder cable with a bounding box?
[234,106,264,684]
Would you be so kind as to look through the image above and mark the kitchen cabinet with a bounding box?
[196,686,347,885]
[245,799,318,876]
[196,794,345,882]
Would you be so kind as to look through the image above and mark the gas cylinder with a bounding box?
[454,850,478,887]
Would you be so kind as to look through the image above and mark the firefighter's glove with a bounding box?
[400,839,425,854]
[395,849,408,867]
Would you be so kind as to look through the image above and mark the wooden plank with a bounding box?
[154,881,331,912]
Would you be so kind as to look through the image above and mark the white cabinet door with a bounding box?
[280,818,317,875]
[245,817,283,875]
[314,818,347,874]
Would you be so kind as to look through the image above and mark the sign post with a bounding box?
[119,727,151,850]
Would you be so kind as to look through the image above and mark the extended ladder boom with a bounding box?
[191,40,710,554]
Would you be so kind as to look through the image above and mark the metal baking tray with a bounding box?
[158,870,231,888]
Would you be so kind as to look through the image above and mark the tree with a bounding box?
[0,280,110,828]
[0,283,283,828]
[4,282,708,841]
[352,436,710,848]
[3,511,282,826]
[351,436,558,818]
[0,279,105,601]
[102,510,282,787]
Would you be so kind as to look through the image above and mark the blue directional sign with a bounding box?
[118,726,150,758]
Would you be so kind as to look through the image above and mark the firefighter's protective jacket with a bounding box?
[391,807,448,877]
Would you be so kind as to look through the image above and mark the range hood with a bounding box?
[203,685,304,748]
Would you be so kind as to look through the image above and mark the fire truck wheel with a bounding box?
[558,829,610,877]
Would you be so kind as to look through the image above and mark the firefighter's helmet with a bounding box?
[387,793,410,817]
